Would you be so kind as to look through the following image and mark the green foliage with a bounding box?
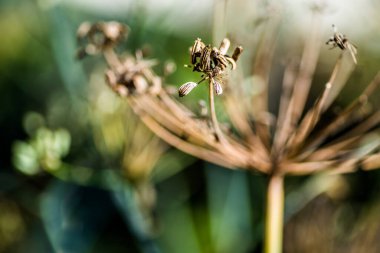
[13,126,71,175]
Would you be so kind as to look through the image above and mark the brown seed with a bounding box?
[179,82,198,97]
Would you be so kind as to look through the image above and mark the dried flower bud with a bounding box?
[179,82,198,97]
[76,21,128,55]
[102,21,127,42]
[85,44,98,55]
[232,46,243,61]
[76,22,92,40]
[219,38,231,55]
[133,75,148,93]
[213,79,223,95]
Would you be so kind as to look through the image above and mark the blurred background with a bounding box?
[2,0,380,252]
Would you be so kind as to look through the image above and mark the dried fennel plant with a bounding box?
[77,18,380,253]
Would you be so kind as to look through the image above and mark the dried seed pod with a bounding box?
[179,82,198,97]
[213,48,229,70]
[232,46,243,61]
[191,38,205,64]
[133,75,148,93]
[77,22,92,40]
[76,21,129,57]
[213,79,223,95]
[102,21,128,43]
[200,46,212,71]
[219,38,230,55]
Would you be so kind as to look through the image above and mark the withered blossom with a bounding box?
[181,37,242,97]
[75,18,380,190]
[76,21,129,59]
[77,17,380,253]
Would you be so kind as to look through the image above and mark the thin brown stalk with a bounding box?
[286,81,333,155]
[103,47,122,69]
[285,51,346,153]
[281,160,338,175]
[301,71,380,153]
[307,137,361,161]
[136,95,216,147]
[274,14,321,153]
[138,113,240,169]
[331,111,380,143]
[223,91,270,161]
[272,58,298,153]
[159,90,196,119]
[286,133,380,175]
[131,93,268,171]
[362,153,380,171]
[321,51,357,110]
[251,15,281,147]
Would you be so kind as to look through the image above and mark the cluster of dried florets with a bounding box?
[76,21,129,58]
[178,38,243,97]
[77,21,161,97]
[104,53,161,97]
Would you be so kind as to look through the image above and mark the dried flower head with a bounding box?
[77,19,380,176]
[326,24,358,64]
[77,21,161,97]
[76,21,129,58]
[77,13,380,253]
[180,38,243,97]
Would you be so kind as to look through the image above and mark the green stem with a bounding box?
[264,174,285,253]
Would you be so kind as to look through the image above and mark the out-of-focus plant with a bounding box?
[13,127,71,175]
[11,64,173,253]
[76,5,380,251]
[0,198,25,253]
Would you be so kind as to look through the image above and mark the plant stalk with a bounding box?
[264,174,285,253]
[208,79,223,142]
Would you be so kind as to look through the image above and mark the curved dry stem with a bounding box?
[301,71,380,155]
[273,13,322,155]
[135,107,241,169]
[103,47,122,70]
